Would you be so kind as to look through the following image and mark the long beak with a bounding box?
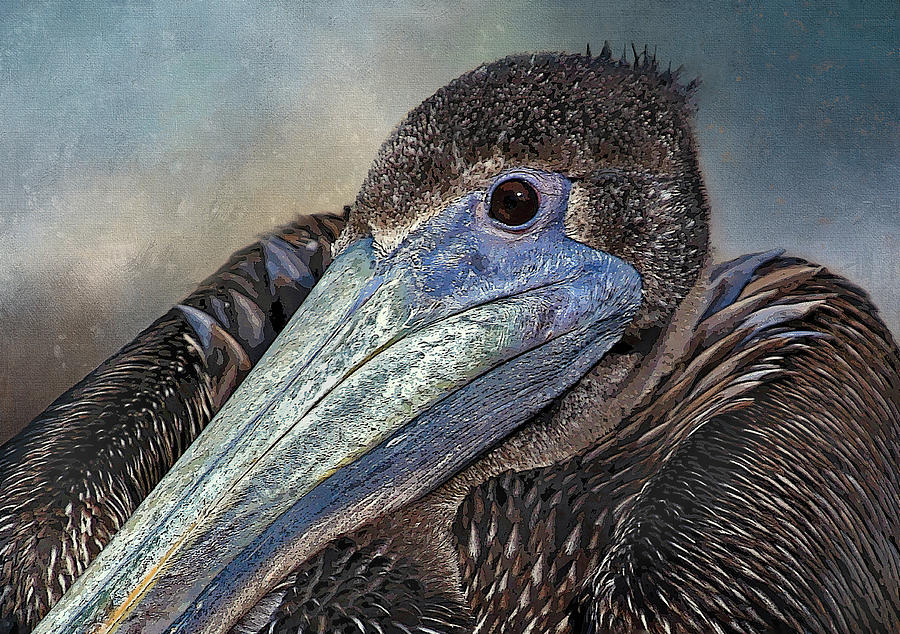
[35,188,642,634]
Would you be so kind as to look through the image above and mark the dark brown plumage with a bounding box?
[241,254,899,634]
[238,53,899,633]
[5,48,899,634]
[456,257,900,633]
[0,213,344,632]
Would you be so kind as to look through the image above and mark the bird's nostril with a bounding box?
[470,253,489,272]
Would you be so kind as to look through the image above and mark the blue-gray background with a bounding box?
[0,0,897,441]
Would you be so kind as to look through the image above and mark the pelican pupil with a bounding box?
[489,179,539,227]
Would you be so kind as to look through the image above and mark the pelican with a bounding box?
[2,48,898,634]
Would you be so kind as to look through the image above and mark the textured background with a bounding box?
[1,1,897,442]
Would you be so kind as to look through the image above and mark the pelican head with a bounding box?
[36,51,709,634]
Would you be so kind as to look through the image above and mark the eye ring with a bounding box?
[488,178,541,228]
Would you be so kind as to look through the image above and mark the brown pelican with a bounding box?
[2,47,899,634]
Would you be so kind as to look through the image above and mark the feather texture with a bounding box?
[0,213,343,632]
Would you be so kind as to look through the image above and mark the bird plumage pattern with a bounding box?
[231,253,900,633]
[0,214,344,632]
[1,48,898,634]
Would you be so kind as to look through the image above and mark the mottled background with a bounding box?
[0,1,897,442]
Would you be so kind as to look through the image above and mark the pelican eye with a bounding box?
[488,178,540,228]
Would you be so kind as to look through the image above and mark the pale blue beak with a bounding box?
[36,170,642,634]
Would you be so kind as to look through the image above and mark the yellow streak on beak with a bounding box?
[96,520,199,633]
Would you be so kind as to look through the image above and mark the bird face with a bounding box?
[36,53,707,634]
[344,52,708,330]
